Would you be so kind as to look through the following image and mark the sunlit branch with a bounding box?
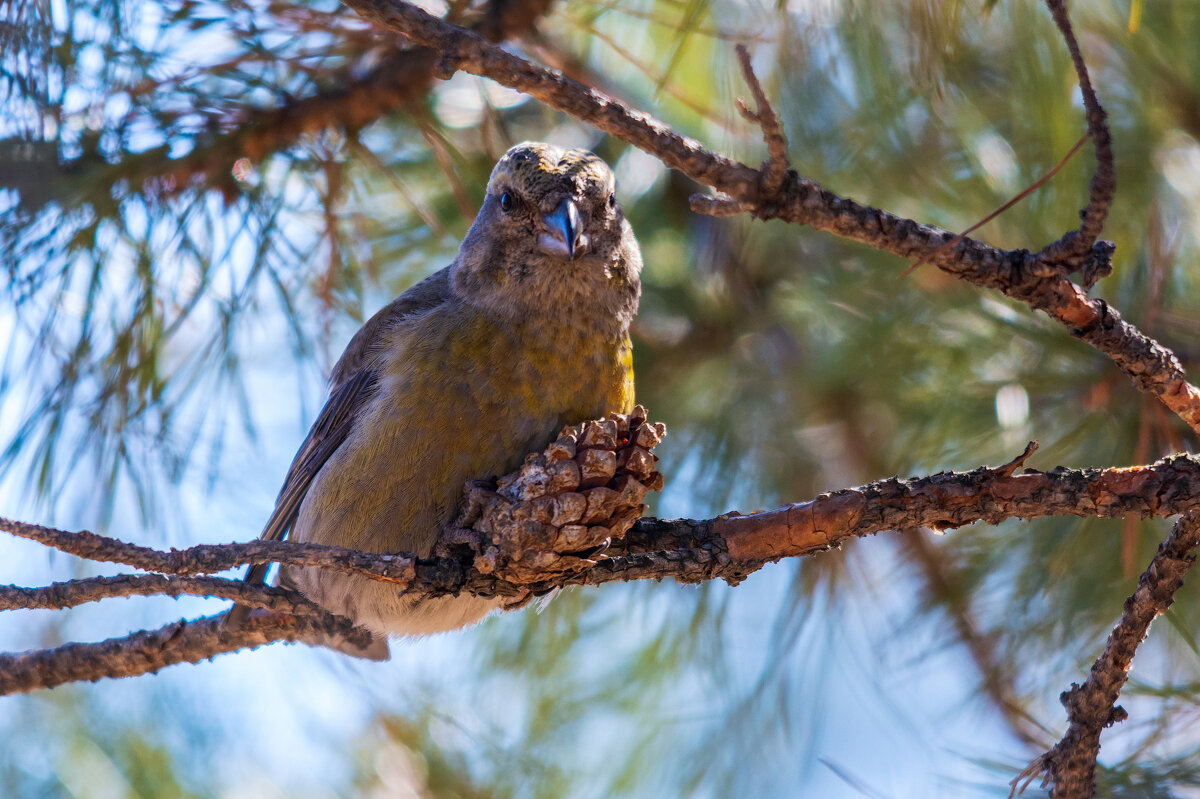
[5,450,1200,694]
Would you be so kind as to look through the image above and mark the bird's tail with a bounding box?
[223,562,271,630]
[223,564,390,660]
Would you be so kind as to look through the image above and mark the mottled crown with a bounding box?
[452,141,638,323]
[488,142,615,202]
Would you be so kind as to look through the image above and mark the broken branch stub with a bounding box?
[443,406,666,585]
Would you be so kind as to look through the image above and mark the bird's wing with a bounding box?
[240,266,454,589]
[239,366,383,590]
[328,266,451,390]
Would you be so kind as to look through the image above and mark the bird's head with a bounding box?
[452,142,642,326]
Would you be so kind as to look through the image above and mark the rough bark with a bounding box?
[6,451,1200,694]
[1014,512,1200,798]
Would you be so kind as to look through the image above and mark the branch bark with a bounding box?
[0,519,418,585]
[0,574,318,614]
[0,611,375,695]
[1015,512,1200,798]
[6,452,1200,694]
[1038,0,1115,265]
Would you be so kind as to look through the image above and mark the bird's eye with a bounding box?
[499,192,514,212]
[608,193,616,208]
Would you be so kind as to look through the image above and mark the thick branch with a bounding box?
[6,453,1200,692]
[605,453,1200,586]
[9,456,1200,598]
[343,1,1200,437]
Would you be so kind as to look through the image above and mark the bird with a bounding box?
[228,142,642,645]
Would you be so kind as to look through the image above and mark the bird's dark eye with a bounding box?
[499,192,514,212]
[608,193,616,208]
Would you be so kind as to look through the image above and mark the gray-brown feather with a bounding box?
[235,143,641,639]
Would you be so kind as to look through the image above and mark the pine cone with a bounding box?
[446,405,666,584]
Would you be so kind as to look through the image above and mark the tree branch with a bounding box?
[610,452,1200,585]
[6,449,1200,693]
[0,574,320,615]
[1038,0,1115,265]
[1014,511,1200,798]
[0,610,375,695]
[732,44,789,195]
[339,0,1200,438]
[0,518,418,585]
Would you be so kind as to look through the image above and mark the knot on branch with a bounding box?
[1080,240,1115,289]
[1029,238,1115,289]
[1059,681,1090,717]
[995,441,1039,478]
[1059,677,1127,726]
[440,406,667,585]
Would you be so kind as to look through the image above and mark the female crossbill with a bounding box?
[232,143,642,641]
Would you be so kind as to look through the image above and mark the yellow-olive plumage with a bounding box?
[240,143,641,637]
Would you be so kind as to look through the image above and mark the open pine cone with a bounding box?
[443,406,666,584]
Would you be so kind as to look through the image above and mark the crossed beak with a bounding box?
[537,198,589,261]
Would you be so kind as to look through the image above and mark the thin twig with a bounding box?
[1038,0,1116,264]
[995,440,1040,478]
[899,134,1090,279]
[733,44,789,194]
[0,517,417,584]
[0,574,320,615]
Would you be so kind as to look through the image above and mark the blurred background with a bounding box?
[4,0,1200,795]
